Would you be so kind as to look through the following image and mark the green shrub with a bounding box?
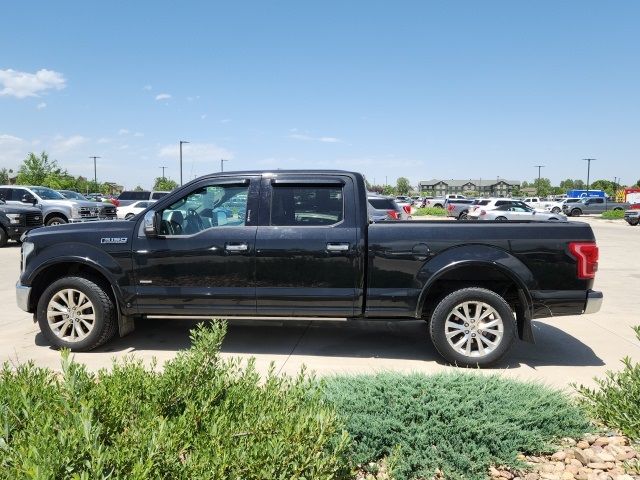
[414,207,446,216]
[601,209,625,219]
[323,372,590,480]
[575,326,640,443]
[0,322,351,479]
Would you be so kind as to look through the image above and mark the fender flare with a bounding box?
[414,245,536,339]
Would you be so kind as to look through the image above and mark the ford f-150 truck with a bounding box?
[16,171,602,367]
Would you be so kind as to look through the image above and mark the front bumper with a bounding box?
[5,225,41,240]
[16,282,32,312]
[584,290,603,314]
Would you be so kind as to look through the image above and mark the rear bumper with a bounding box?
[16,282,31,312]
[584,290,603,314]
[531,289,602,318]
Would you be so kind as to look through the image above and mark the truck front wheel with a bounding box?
[429,287,516,367]
[46,215,67,226]
[36,276,117,351]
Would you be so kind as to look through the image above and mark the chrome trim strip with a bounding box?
[15,282,31,312]
[584,290,603,315]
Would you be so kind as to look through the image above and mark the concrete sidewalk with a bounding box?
[1,217,638,389]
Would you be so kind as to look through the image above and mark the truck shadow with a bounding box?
[51,317,605,369]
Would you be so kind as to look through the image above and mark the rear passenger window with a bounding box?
[271,186,344,226]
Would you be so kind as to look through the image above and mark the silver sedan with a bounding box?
[471,203,567,221]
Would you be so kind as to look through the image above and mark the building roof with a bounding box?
[419,179,521,187]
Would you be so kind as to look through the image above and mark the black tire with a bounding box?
[495,216,508,221]
[458,211,468,221]
[125,213,135,220]
[429,287,516,367]
[613,207,623,212]
[0,227,7,248]
[36,276,117,351]
[628,219,639,226]
[551,207,561,213]
[434,204,444,209]
[46,216,67,226]
[570,208,581,217]
[548,217,559,221]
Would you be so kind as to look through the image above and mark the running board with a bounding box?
[144,315,351,322]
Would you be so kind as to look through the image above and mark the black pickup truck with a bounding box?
[1,199,43,247]
[16,170,602,366]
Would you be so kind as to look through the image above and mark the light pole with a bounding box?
[159,166,167,180]
[533,165,545,196]
[179,141,189,185]
[220,158,229,172]
[583,158,596,195]
[89,156,101,188]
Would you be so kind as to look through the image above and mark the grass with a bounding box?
[0,322,350,480]
[413,207,447,216]
[323,372,591,480]
[601,209,625,219]
[575,326,640,443]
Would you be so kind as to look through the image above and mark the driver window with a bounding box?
[159,184,249,236]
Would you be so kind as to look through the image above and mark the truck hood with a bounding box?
[25,219,137,247]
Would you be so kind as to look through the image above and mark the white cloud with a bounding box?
[97,137,110,144]
[0,68,66,98]
[155,93,171,101]
[52,134,88,152]
[0,134,26,169]
[133,132,144,137]
[118,128,130,135]
[288,131,342,143]
[187,95,200,102]
[36,102,47,109]
[158,142,233,163]
[143,85,152,91]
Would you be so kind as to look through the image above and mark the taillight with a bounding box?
[402,205,411,215]
[387,210,399,220]
[568,242,599,279]
[447,204,455,211]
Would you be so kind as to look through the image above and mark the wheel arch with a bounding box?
[415,246,535,342]
[44,211,68,223]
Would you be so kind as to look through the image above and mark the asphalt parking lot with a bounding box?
[1,216,638,389]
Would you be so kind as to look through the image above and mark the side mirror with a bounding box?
[22,194,37,205]
[143,210,158,236]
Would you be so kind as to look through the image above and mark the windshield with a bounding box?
[60,191,88,200]
[31,187,65,200]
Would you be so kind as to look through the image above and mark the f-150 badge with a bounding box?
[101,237,128,244]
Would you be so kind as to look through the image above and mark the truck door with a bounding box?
[132,175,259,315]
[254,175,359,317]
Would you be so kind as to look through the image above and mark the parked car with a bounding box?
[368,195,409,221]
[469,203,566,222]
[117,190,170,207]
[468,198,517,214]
[445,199,476,220]
[425,194,467,209]
[117,200,155,220]
[523,197,554,210]
[0,199,43,247]
[545,197,583,214]
[58,190,118,219]
[624,210,639,226]
[17,170,602,367]
[563,197,630,216]
[0,185,106,226]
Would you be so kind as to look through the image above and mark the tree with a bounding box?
[368,184,385,194]
[382,184,397,196]
[521,181,529,188]
[590,179,616,196]
[133,185,145,192]
[16,151,65,186]
[396,177,411,195]
[153,177,178,191]
[532,177,552,197]
[0,168,12,184]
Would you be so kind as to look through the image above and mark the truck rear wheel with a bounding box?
[570,208,582,217]
[46,216,67,226]
[429,287,516,367]
[36,276,117,351]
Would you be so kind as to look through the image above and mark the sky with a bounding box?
[1,1,639,189]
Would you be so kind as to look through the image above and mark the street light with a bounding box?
[159,166,167,180]
[89,156,101,188]
[179,141,189,185]
[533,165,545,196]
[583,158,596,195]
[220,158,229,172]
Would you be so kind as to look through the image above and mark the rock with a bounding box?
[552,452,568,462]
[566,465,580,475]
[569,459,583,469]
[612,475,634,480]
[594,437,611,446]
[525,474,540,480]
[575,467,593,480]
[607,437,627,446]
[499,471,514,479]
[584,434,599,444]
[586,463,609,470]
[593,452,616,463]
[540,474,560,480]
[577,441,591,450]
[561,472,576,480]
[562,438,578,447]
[490,467,502,477]
[574,449,593,466]
[622,450,636,460]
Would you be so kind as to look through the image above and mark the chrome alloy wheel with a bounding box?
[47,288,96,342]
[444,301,504,358]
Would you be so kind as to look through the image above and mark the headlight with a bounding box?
[21,241,34,272]
[71,205,80,217]
[6,213,21,224]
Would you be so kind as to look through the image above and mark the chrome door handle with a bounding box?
[225,243,248,252]
[326,242,350,252]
